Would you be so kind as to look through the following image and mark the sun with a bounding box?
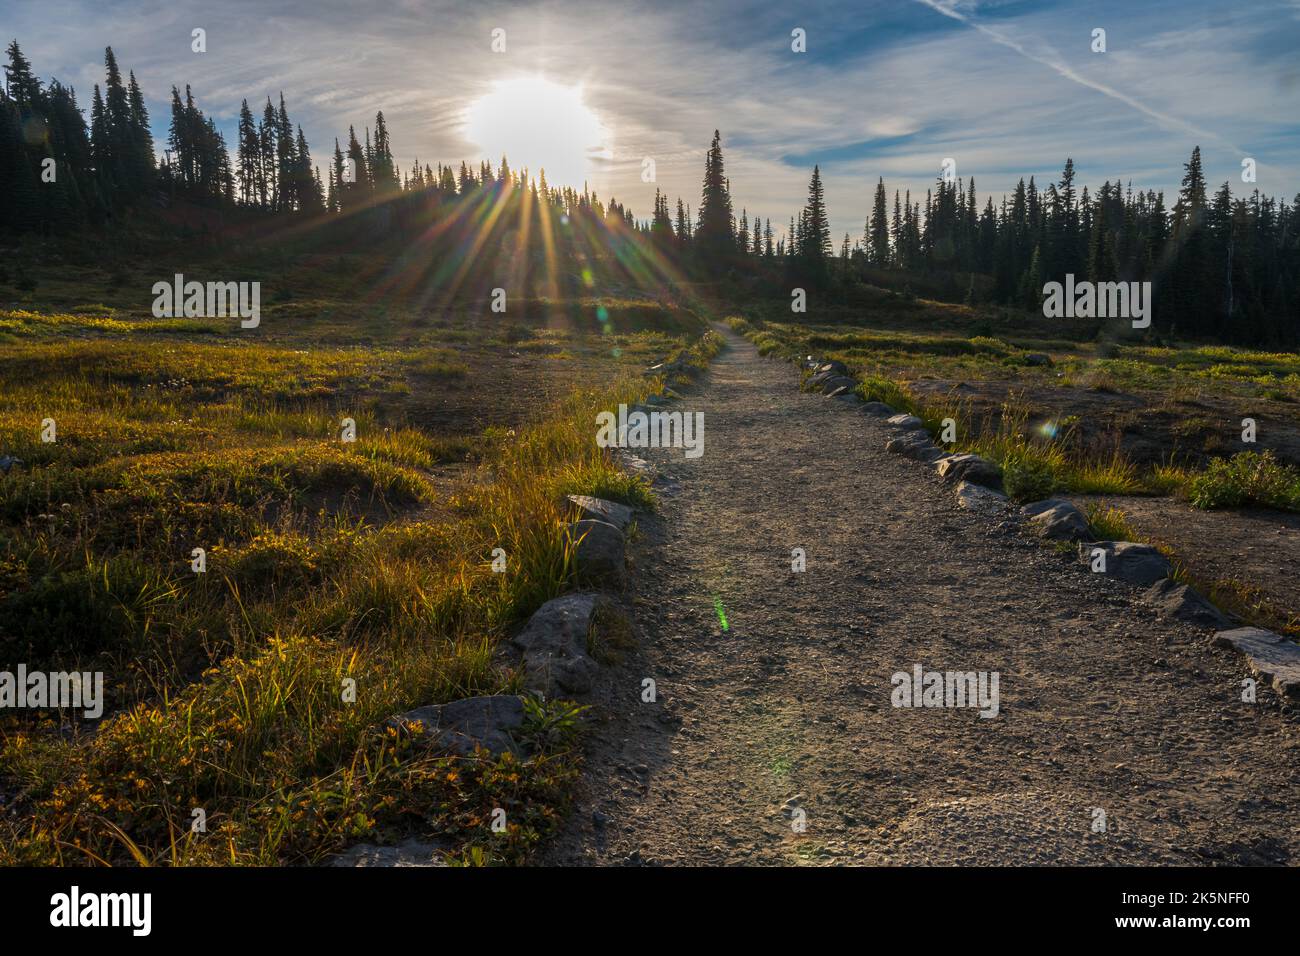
[464,76,609,189]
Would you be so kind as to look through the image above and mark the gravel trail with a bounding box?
[541,327,1299,866]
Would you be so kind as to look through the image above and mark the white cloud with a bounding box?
[7,0,1296,240]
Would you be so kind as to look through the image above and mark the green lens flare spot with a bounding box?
[713,596,729,632]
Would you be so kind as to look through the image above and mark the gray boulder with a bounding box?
[388,694,525,757]
[566,494,634,530]
[1020,497,1070,518]
[817,375,857,394]
[645,359,687,376]
[1026,501,1092,541]
[954,481,1009,513]
[567,519,626,587]
[1024,353,1053,367]
[886,432,944,463]
[1145,579,1232,629]
[804,368,839,390]
[512,593,623,696]
[815,360,849,377]
[1213,627,1300,699]
[886,413,927,432]
[860,402,895,417]
[937,453,1002,488]
[331,838,449,867]
[1078,541,1172,586]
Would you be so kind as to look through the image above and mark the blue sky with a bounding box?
[7,0,1299,242]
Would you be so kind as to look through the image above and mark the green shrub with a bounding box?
[1084,504,1139,541]
[1189,450,1300,512]
[0,555,178,658]
[856,376,915,411]
[219,531,320,591]
[967,335,1011,356]
[1002,454,1057,502]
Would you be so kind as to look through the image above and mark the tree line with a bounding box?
[663,133,1298,346]
[3,38,1297,345]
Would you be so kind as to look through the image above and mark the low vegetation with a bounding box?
[738,311,1300,512]
[1187,450,1300,512]
[0,292,716,866]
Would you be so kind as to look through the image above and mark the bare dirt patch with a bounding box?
[1070,493,1300,635]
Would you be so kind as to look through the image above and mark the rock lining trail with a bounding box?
[541,327,1299,866]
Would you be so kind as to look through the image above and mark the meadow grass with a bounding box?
[0,304,711,866]
[737,316,1297,507]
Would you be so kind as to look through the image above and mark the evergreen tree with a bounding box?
[797,164,831,287]
[125,70,153,194]
[236,99,258,206]
[695,129,734,267]
[870,177,889,266]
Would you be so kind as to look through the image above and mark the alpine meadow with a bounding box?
[1,0,1299,929]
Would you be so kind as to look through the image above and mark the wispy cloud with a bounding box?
[911,0,1239,150]
[6,0,1296,241]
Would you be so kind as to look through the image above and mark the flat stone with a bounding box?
[886,432,944,463]
[833,393,863,405]
[566,519,626,587]
[566,494,634,530]
[512,593,623,696]
[330,838,449,867]
[1020,498,1070,518]
[388,694,525,757]
[1213,627,1300,699]
[886,413,926,431]
[818,375,857,394]
[1145,579,1232,630]
[954,480,1009,512]
[646,359,686,375]
[619,453,655,478]
[815,360,849,377]
[860,402,895,417]
[1079,541,1172,586]
[1027,501,1092,541]
[937,453,1002,488]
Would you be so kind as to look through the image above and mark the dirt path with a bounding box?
[541,327,1299,866]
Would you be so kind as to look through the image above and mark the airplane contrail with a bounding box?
[913,0,1240,152]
